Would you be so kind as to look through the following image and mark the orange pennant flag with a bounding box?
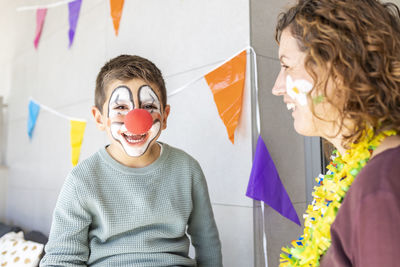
[110,0,125,36]
[70,120,86,166]
[205,50,247,144]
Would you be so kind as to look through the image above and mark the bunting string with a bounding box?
[17,0,77,12]
[30,98,86,122]
[168,46,252,97]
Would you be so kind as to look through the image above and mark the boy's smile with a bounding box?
[92,78,170,167]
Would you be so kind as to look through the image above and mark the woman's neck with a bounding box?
[326,136,346,156]
[371,135,400,159]
[326,134,400,158]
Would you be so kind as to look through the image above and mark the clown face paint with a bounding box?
[139,85,161,114]
[286,75,313,106]
[108,85,162,157]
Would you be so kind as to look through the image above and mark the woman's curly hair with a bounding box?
[276,0,400,147]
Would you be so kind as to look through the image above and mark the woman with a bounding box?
[272,0,400,266]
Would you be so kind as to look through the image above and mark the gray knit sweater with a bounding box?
[40,143,222,267]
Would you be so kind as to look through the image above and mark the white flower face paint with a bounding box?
[286,75,313,106]
[108,85,162,157]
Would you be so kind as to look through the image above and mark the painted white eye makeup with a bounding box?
[108,86,134,118]
[109,84,162,158]
[139,85,161,114]
[286,75,313,106]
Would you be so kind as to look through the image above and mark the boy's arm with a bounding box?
[40,174,91,267]
[187,163,223,267]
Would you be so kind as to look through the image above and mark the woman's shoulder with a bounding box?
[352,144,400,199]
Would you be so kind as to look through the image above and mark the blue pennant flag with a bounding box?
[27,100,40,139]
[246,135,301,225]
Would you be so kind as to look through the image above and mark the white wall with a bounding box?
[2,1,251,266]
[0,167,7,222]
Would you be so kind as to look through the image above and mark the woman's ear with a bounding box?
[91,106,106,131]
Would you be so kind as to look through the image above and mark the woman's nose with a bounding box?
[272,69,286,96]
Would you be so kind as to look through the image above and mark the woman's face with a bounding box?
[272,28,338,138]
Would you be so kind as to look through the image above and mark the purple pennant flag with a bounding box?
[68,0,82,48]
[246,135,301,226]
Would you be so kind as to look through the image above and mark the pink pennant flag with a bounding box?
[34,9,47,49]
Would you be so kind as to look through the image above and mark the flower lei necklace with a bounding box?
[280,129,397,267]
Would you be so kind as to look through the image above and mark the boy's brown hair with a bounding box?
[95,55,167,113]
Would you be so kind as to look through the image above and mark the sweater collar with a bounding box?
[98,142,169,175]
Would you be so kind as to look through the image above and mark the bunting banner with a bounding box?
[26,48,252,164]
[34,9,47,49]
[110,0,125,36]
[68,0,82,48]
[70,120,86,166]
[205,50,247,144]
[27,100,41,139]
[27,98,86,166]
[246,135,301,226]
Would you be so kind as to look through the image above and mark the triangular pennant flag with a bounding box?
[110,0,125,36]
[34,8,47,49]
[27,100,41,139]
[246,136,301,225]
[68,0,82,48]
[70,120,86,166]
[205,50,246,144]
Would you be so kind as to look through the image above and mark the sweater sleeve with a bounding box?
[187,163,223,267]
[40,174,91,267]
[353,191,400,267]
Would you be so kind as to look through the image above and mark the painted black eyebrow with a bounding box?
[107,86,134,118]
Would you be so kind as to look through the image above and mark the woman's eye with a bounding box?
[281,64,289,70]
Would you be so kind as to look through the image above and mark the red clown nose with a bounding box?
[124,109,153,135]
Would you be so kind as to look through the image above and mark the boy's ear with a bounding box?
[162,105,170,130]
[91,106,106,131]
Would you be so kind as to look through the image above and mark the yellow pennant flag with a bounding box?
[70,120,86,166]
[205,50,247,144]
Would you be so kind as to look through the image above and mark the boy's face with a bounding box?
[92,78,169,160]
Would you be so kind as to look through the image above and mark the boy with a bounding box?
[40,55,223,267]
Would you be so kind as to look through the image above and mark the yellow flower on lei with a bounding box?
[280,129,397,267]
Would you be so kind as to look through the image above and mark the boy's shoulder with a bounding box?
[69,148,105,178]
[163,143,206,184]
[162,142,202,170]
